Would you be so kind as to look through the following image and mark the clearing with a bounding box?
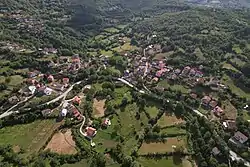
[221,74,250,100]
[157,113,185,127]
[222,63,240,73]
[139,137,187,155]
[157,80,190,94]
[93,98,106,118]
[154,51,174,60]
[145,106,159,118]
[45,129,77,155]
[221,100,237,120]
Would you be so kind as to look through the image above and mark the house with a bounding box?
[189,68,196,77]
[52,84,64,91]
[8,96,19,104]
[223,120,237,130]
[47,75,54,82]
[61,109,68,117]
[84,127,97,138]
[72,54,80,63]
[174,69,181,75]
[41,109,52,117]
[213,106,224,117]
[201,96,212,106]
[26,78,37,85]
[190,93,198,99]
[212,147,221,156]
[209,100,218,109]
[181,66,191,76]
[102,118,111,127]
[72,96,81,105]
[62,78,69,86]
[229,131,248,149]
[44,87,53,96]
[83,85,91,93]
[195,71,203,78]
[28,86,36,95]
[27,70,40,78]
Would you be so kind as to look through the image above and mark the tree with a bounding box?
[5,77,11,84]
[122,156,133,167]
[90,153,106,167]
[175,102,185,117]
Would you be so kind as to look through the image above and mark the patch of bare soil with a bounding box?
[93,98,106,118]
[13,145,20,153]
[45,129,77,155]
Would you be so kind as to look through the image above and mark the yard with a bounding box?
[138,137,187,155]
[0,119,62,154]
[157,113,185,127]
[45,129,77,155]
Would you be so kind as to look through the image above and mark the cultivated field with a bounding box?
[45,129,77,155]
[0,119,62,154]
[93,98,106,118]
[221,100,237,120]
[157,113,185,127]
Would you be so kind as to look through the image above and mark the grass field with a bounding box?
[104,27,119,33]
[145,106,159,118]
[101,50,113,57]
[160,127,186,136]
[138,157,186,167]
[112,43,138,52]
[232,44,243,54]
[222,63,240,72]
[0,119,62,154]
[158,80,190,94]
[194,48,205,60]
[93,130,119,152]
[221,74,250,100]
[139,137,187,155]
[154,51,174,60]
[157,113,185,127]
[108,87,132,107]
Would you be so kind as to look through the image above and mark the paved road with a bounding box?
[46,81,82,105]
[117,78,145,94]
[0,95,33,119]
[79,115,86,136]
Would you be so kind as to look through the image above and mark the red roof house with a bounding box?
[85,127,97,137]
[63,78,69,85]
[47,75,54,82]
[72,96,81,105]
[213,106,224,117]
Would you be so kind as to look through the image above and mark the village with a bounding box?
[1,4,250,166]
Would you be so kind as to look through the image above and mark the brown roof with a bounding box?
[234,131,248,144]
[209,100,218,108]
[202,96,212,105]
